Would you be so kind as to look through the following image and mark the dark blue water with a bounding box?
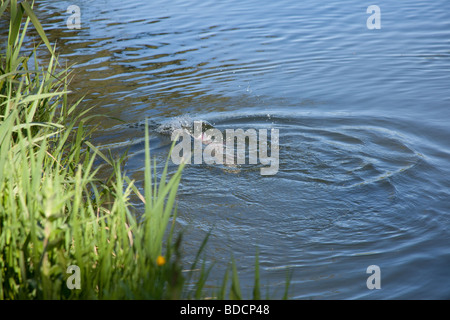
[30,0,450,298]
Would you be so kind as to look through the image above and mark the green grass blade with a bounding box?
[253,251,261,300]
[229,258,242,300]
[0,0,10,20]
[21,1,55,56]
[8,1,23,49]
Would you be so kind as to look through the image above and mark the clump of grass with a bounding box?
[0,0,290,300]
[0,0,186,299]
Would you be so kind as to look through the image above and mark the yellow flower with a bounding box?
[156,255,166,266]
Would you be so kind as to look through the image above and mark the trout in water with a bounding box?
[177,120,240,172]
[180,120,217,144]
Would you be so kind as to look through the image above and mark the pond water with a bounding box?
[29,0,450,298]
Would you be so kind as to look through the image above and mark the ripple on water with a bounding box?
[198,112,423,190]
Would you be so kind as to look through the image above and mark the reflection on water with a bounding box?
[15,0,450,298]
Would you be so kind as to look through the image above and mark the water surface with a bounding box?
[26,0,450,298]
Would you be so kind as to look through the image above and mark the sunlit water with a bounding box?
[14,0,450,298]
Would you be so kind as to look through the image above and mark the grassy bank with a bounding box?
[0,0,188,299]
[0,0,289,299]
